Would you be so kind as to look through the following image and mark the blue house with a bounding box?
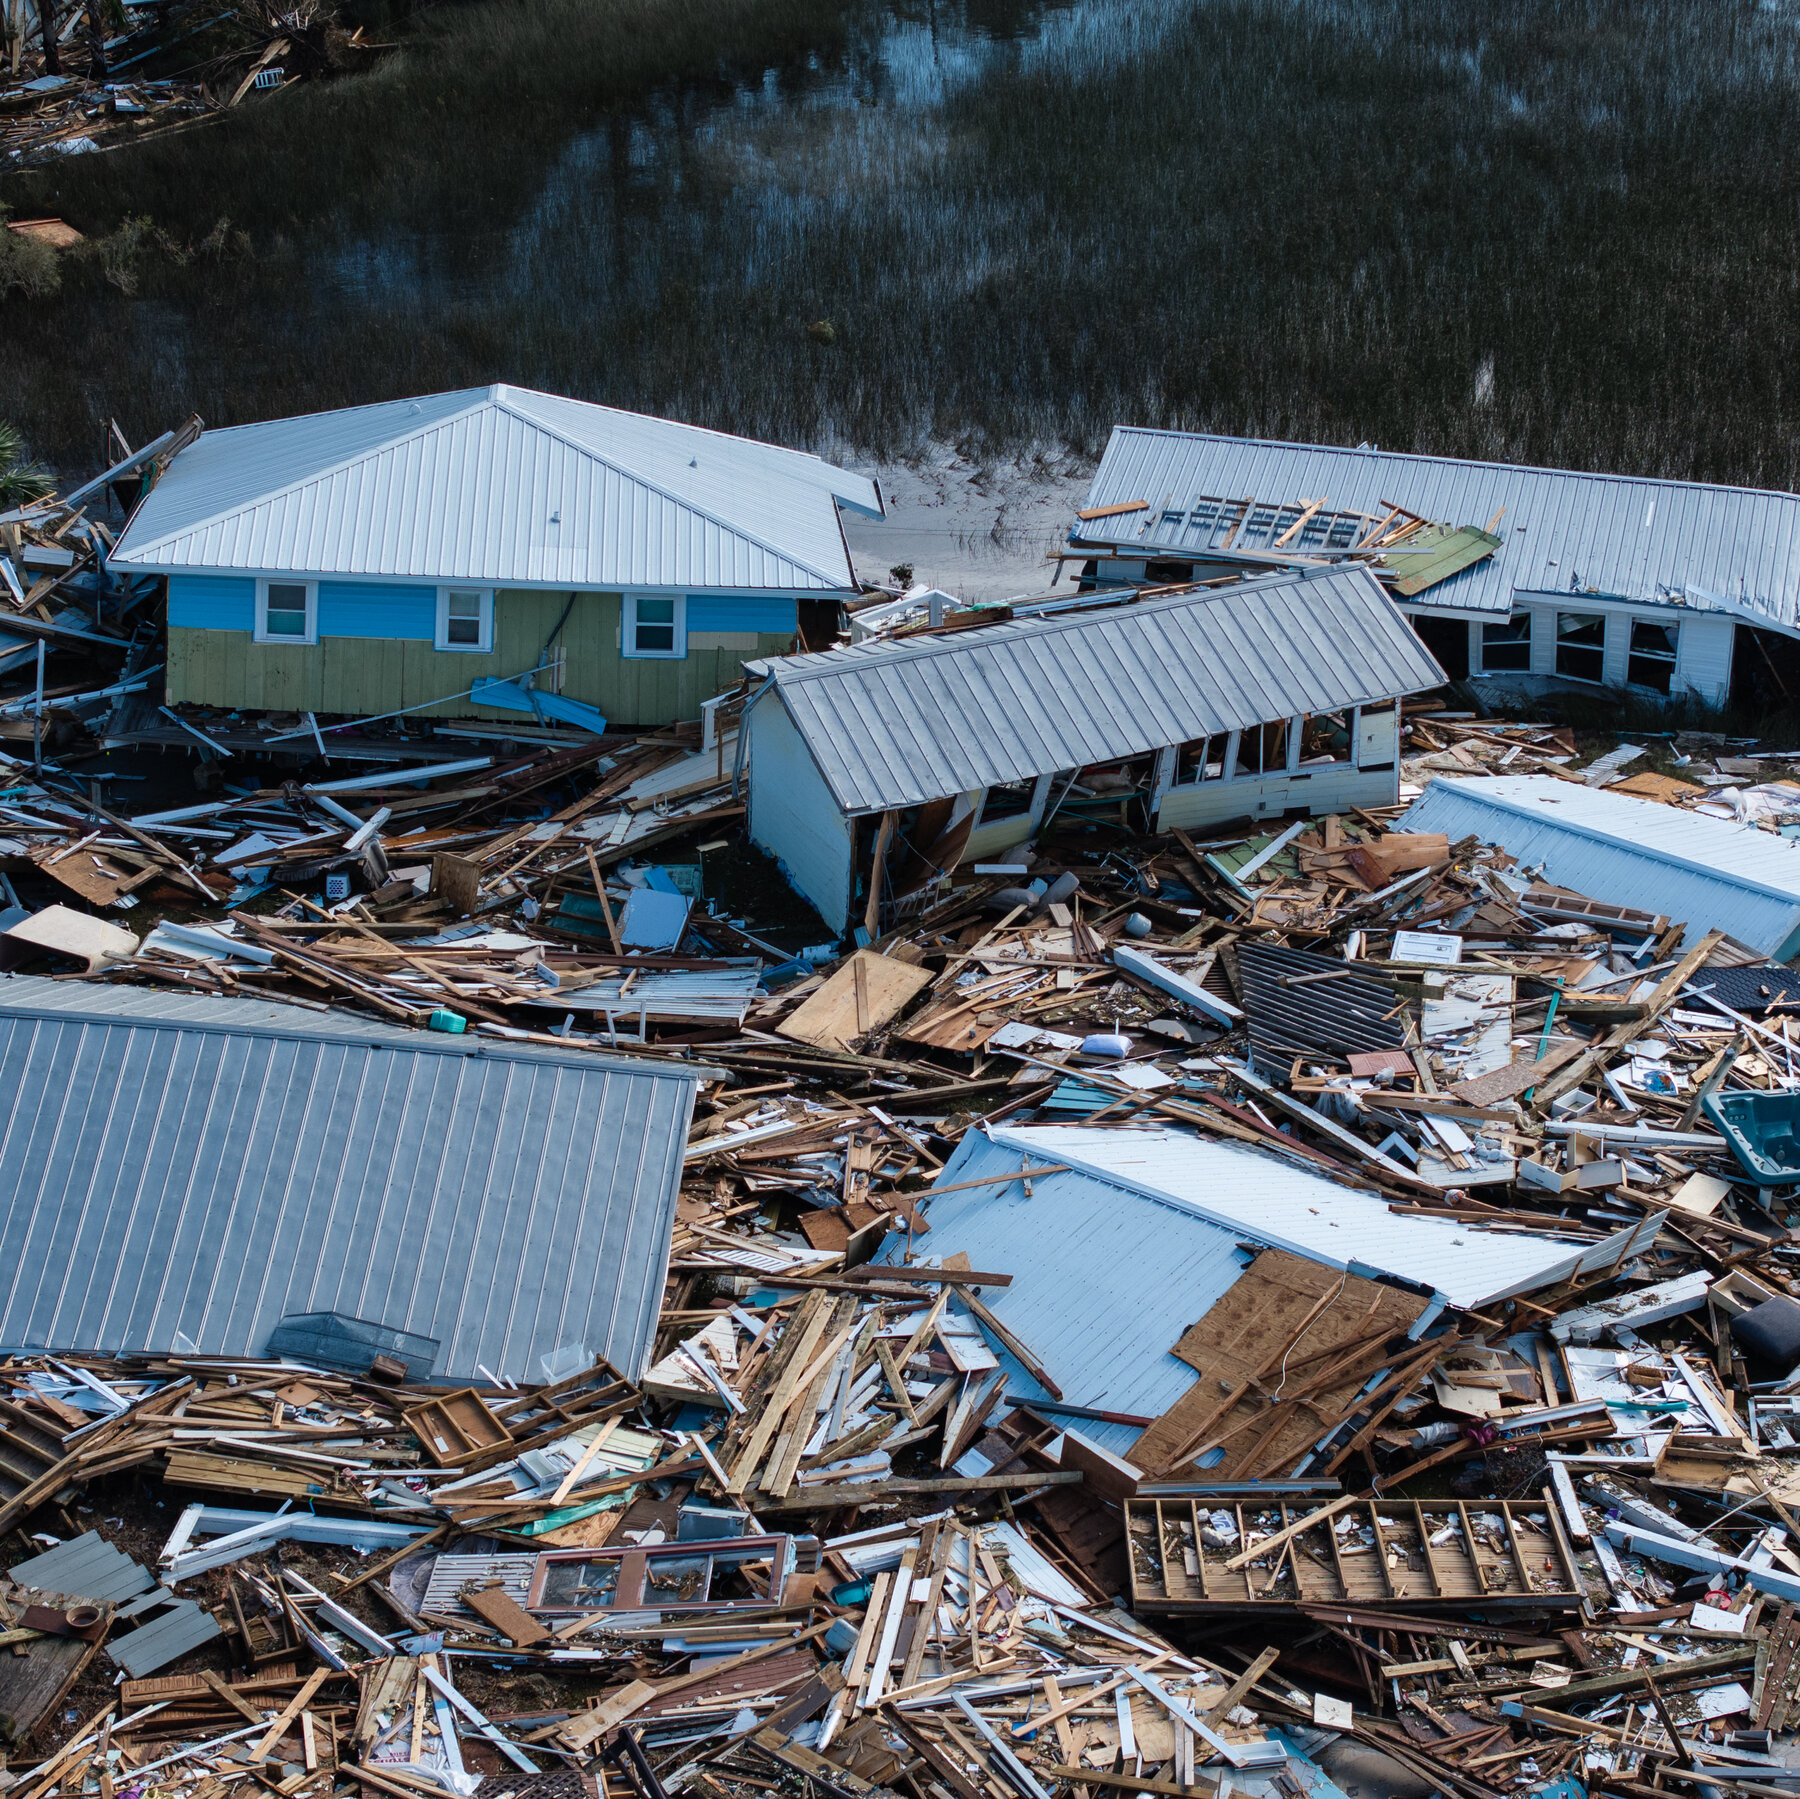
[108,386,883,729]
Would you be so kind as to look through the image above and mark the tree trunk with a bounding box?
[37,0,59,74]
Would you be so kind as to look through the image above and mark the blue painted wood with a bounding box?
[168,574,255,631]
[319,582,436,640]
[688,595,797,633]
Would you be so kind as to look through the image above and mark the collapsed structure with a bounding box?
[14,404,1800,1799]
[1066,426,1800,705]
[741,567,1442,933]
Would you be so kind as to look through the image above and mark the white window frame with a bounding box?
[436,585,494,653]
[253,576,317,646]
[623,592,687,660]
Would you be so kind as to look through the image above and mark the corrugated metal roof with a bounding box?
[109,386,879,592]
[0,986,700,1382]
[1076,427,1800,624]
[1398,775,1800,959]
[882,1122,1657,1455]
[754,567,1444,815]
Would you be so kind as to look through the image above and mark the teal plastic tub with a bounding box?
[1704,1088,1800,1185]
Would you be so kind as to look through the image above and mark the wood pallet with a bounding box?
[1126,1493,1599,1613]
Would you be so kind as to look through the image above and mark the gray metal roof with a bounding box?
[1400,775,1800,959]
[0,984,700,1382]
[1076,427,1800,624]
[752,567,1444,815]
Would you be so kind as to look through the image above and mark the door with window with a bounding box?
[1627,620,1678,693]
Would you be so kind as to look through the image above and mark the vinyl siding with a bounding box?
[318,582,436,639]
[688,596,798,634]
[167,589,798,726]
[747,696,855,933]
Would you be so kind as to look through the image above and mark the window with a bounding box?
[1627,619,1679,694]
[436,586,493,652]
[1482,613,1532,672]
[1234,718,1289,778]
[255,578,316,645]
[1298,710,1351,766]
[625,593,686,658]
[978,777,1038,822]
[1555,612,1606,683]
[1177,733,1228,783]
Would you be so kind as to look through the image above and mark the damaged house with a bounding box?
[104,386,882,730]
[738,566,1444,935]
[1067,426,1800,707]
[0,976,701,1382]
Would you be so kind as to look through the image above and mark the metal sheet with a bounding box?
[0,988,699,1382]
[1235,941,1407,1060]
[108,1601,222,1677]
[1076,426,1800,625]
[110,386,876,592]
[1399,775,1800,957]
[757,566,1444,816]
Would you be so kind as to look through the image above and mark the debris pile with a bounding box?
[17,694,1800,1799]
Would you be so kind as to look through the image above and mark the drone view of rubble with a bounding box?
[6,395,1800,1799]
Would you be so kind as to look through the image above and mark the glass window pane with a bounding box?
[1627,618,1677,692]
[635,624,676,651]
[637,598,675,624]
[1481,613,1531,672]
[265,583,308,636]
[1555,612,1605,682]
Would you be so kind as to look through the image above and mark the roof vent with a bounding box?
[690,458,698,467]
[549,509,561,525]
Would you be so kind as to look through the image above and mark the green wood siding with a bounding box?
[167,590,798,726]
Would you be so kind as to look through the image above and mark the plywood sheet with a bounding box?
[1134,1249,1428,1480]
[778,950,931,1053]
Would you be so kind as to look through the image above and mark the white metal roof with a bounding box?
[109,386,881,592]
[751,566,1444,815]
[1075,427,1800,625]
[882,1123,1659,1452]
[1399,774,1800,958]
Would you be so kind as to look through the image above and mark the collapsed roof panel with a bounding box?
[885,1122,1662,1453]
[1400,774,1800,958]
[1075,426,1800,622]
[0,984,699,1382]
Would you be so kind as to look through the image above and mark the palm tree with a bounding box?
[0,422,51,509]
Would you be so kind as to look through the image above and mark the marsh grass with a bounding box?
[6,0,1800,485]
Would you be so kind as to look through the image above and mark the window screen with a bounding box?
[444,589,484,646]
[632,596,679,654]
[264,582,309,638]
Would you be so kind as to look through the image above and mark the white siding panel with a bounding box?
[747,697,855,934]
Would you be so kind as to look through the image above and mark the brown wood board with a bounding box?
[1131,1249,1428,1478]
[1124,1495,1596,1613]
[777,951,932,1054]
